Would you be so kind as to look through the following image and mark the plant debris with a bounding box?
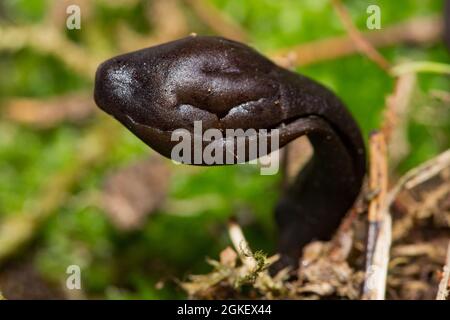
[181,223,363,300]
[181,149,450,300]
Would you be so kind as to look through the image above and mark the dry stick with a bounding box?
[387,149,450,203]
[228,220,257,270]
[270,16,443,68]
[367,132,388,261]
[371,149,450,298]
[362,131,391,300]
[331,0,390,71]
[366,203,392,300]
[361,40,428,299]
[436,241,450,300]
[184,0,248,42]
[330,75,417,264]
[387,148,450,238]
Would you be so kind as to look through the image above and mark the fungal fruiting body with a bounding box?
[94,36,366,265]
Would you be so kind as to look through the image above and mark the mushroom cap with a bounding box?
[94,35,364,170]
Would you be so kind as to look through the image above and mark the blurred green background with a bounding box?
[0,0,448,299]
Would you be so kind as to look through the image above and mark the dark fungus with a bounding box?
[94,35,366,267]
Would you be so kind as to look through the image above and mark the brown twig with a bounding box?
[270,16,442,69]
[331,0,390,71]
[388,149,450,203]
[391,149,450,241]
[228,220,257,270]
[362,131,391,300]
[368,132,388,232]
[436,241,450,300]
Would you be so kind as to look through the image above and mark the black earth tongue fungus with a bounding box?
[94,35,366,268]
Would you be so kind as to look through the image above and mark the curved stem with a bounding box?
[275,117,363,265]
